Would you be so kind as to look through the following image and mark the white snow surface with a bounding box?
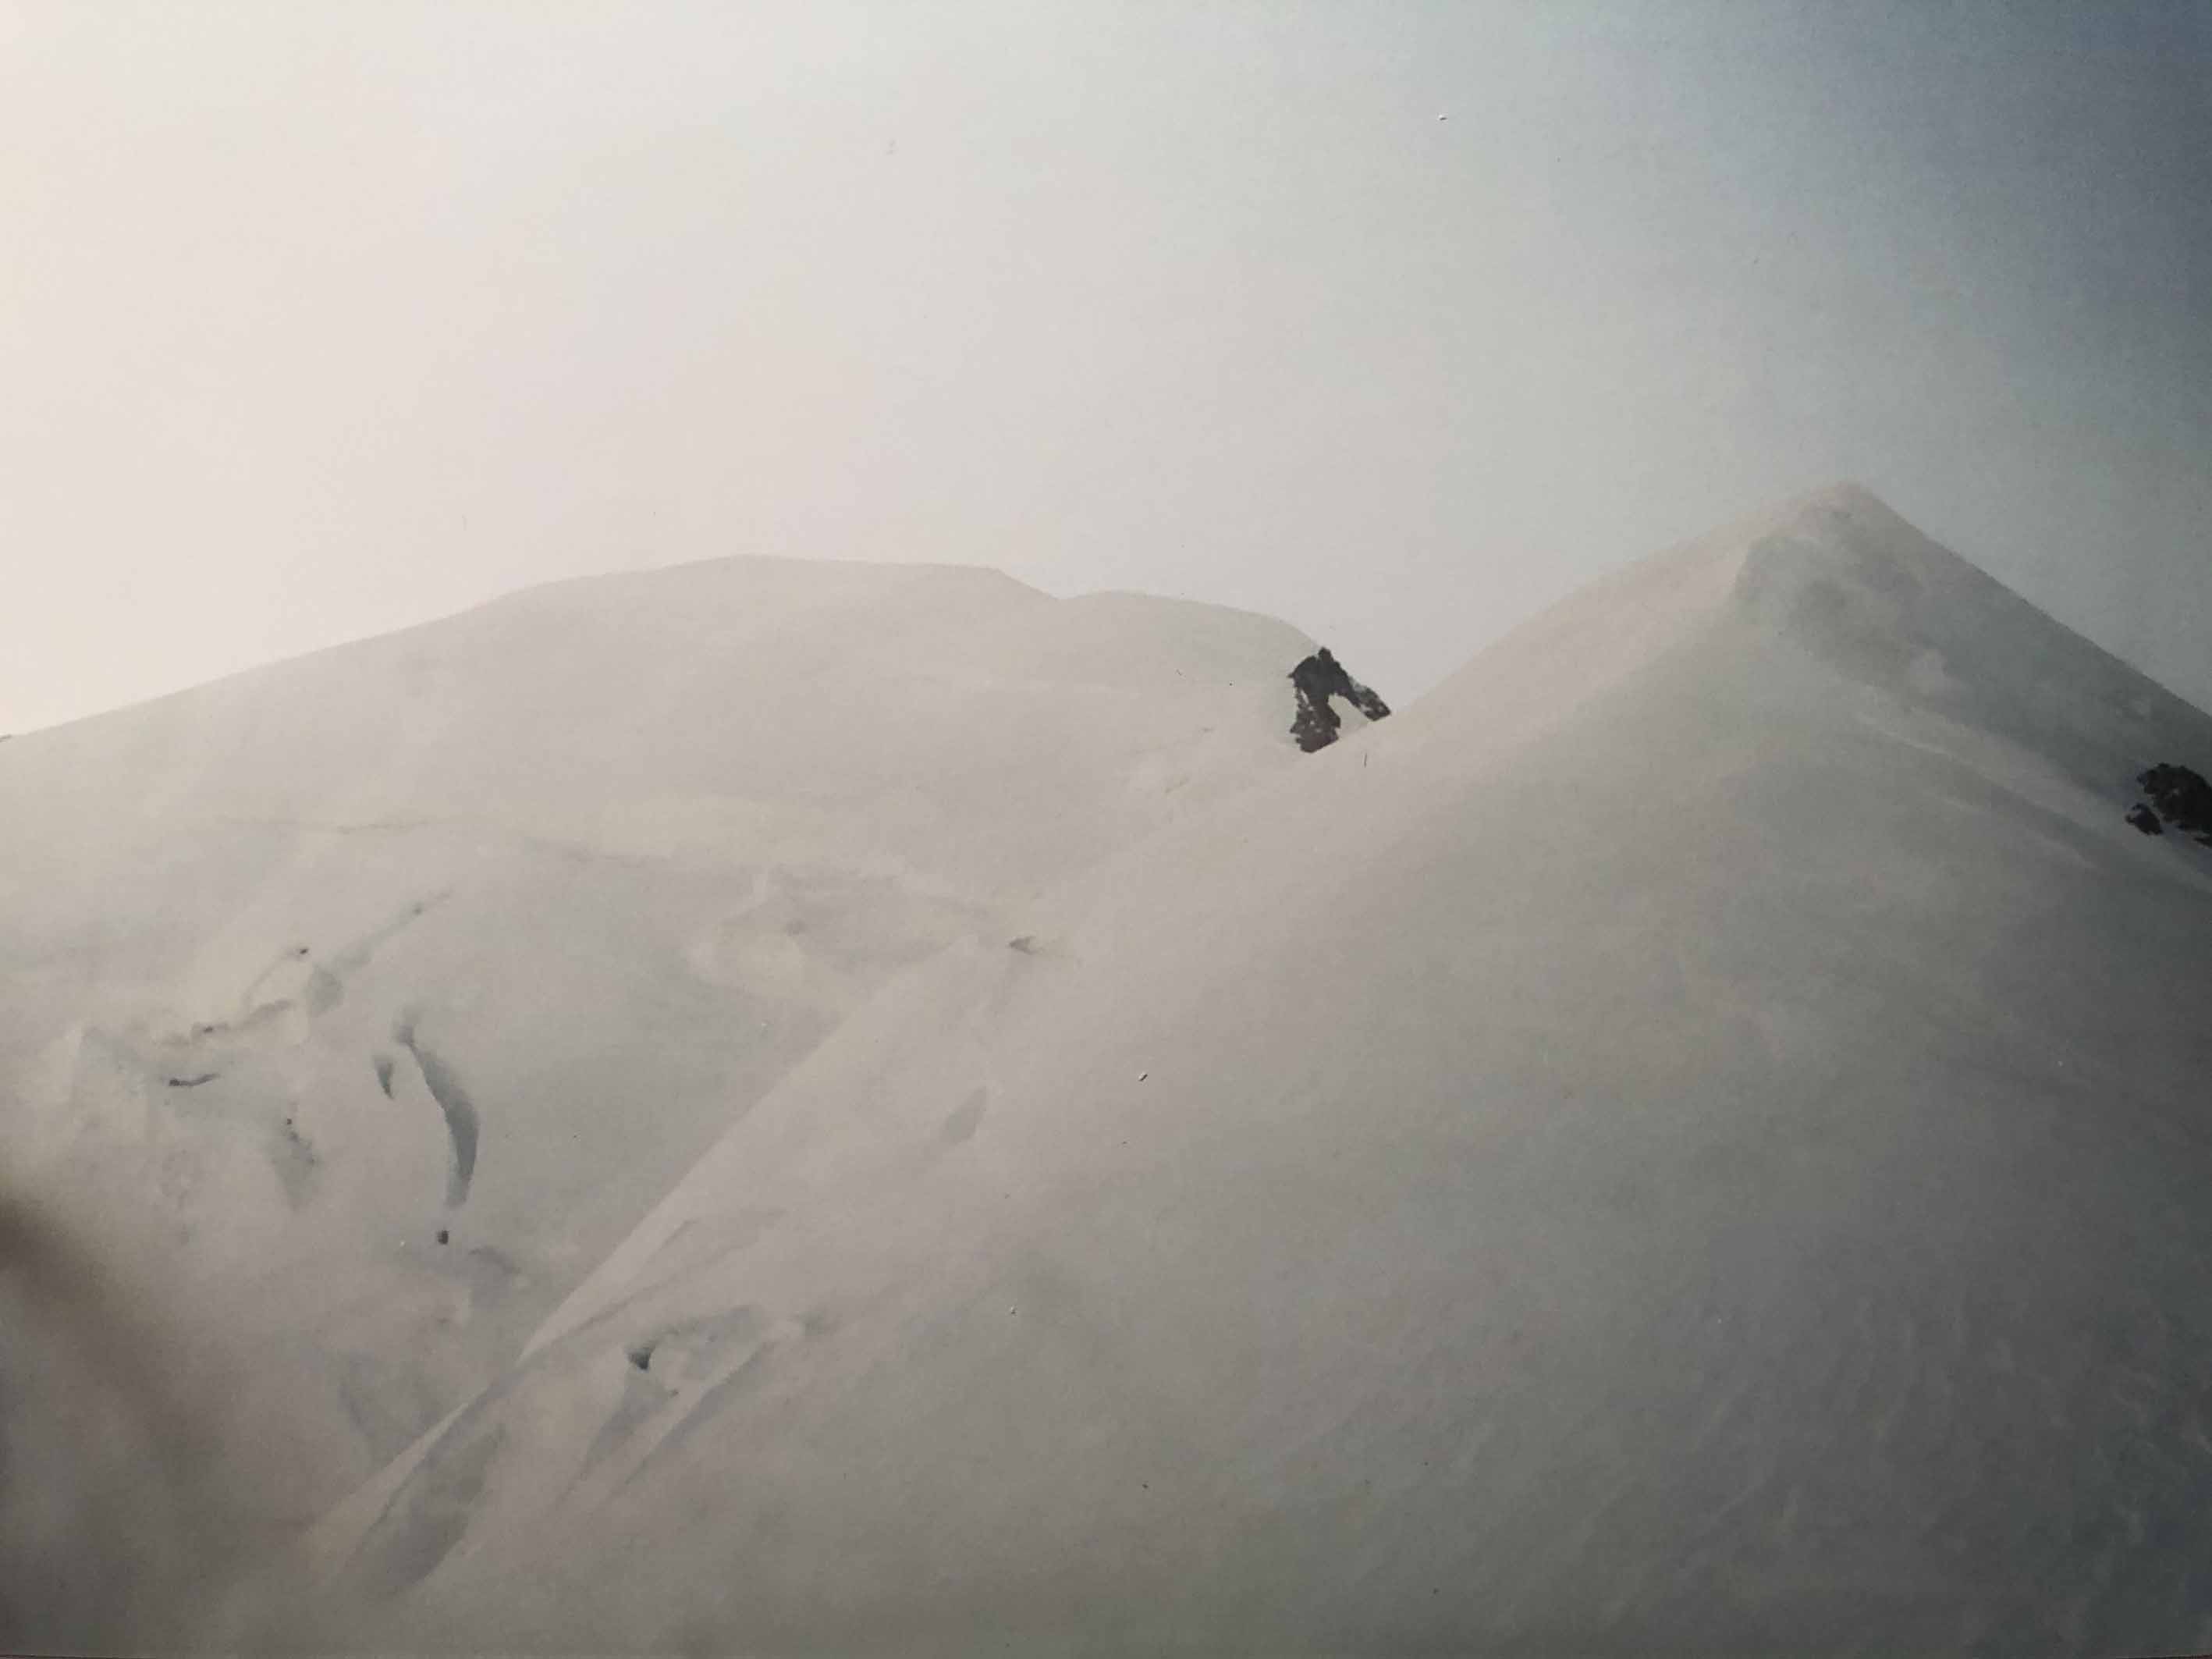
[8,489,2212,1655]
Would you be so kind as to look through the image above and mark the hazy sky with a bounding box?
[5,1,2208,734]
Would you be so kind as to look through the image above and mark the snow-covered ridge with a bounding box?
[0,552,1330,1652]
[1728,485,2210,787]
[1387,483,2210,815]
[7,491,2212,1654]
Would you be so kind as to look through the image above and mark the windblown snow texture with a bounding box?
[6,490,2212,1656]
[0,554,1314,1650]
[392,1014,478,1208]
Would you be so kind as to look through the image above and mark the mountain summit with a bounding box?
[6,492,2212,1654]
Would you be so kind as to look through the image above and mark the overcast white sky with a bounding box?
[4,1,2208,735]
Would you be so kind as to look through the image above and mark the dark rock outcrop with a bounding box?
[2125,803,2164,837]
[1289,648,1390,753]
[2137,764,2212,837]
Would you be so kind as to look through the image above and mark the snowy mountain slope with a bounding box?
[0,556,1318,1590]
[1390,483,2210,795]
[310,487,2212,1657]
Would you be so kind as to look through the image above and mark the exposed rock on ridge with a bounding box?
[2134,762,2212,843]
[1288,647,1390,752]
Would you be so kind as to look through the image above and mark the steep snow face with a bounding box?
[1728,485,2210,794]
[0,555,1315,1604]
[12,495,2212,1654]
[300,490,2212,1658]
[1390,483,2207,799]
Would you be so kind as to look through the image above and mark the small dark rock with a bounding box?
[435,1228,449,1245]
[1289,647,1391,753]
[626,1342,655,1373]
[2139,763,2212,836]
[2125,804,2164,836]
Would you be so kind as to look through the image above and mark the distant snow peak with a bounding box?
[1288,648,1390,753]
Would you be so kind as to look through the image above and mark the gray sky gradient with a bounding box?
[4,0,2207,735]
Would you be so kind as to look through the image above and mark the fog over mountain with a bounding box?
[8,4,2212,741]
[5,486,2212,1654]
